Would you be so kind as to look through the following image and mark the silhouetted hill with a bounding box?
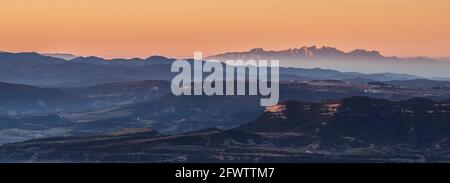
[0,52,66,64]
[70,55,175,66]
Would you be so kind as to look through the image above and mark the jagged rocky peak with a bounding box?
[348,49,383,58]
[207,46,386,60]
[249,48,265,53]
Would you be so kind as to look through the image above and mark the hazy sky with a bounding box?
[0,0,449,58]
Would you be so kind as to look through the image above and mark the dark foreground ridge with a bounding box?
[1,97,450,162]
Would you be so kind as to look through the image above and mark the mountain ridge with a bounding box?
[205,46,450,78]
[206,46,394,60]
[0,51,446,88]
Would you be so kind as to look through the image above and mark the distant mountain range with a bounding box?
[206,46,449,62]
[207,46,389,60]
[206,46,450,78]
[0,51,442,87]
[0,51,177,86]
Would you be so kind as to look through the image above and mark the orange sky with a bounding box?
[0,0,449,58]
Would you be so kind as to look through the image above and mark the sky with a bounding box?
[0,0,449,59]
